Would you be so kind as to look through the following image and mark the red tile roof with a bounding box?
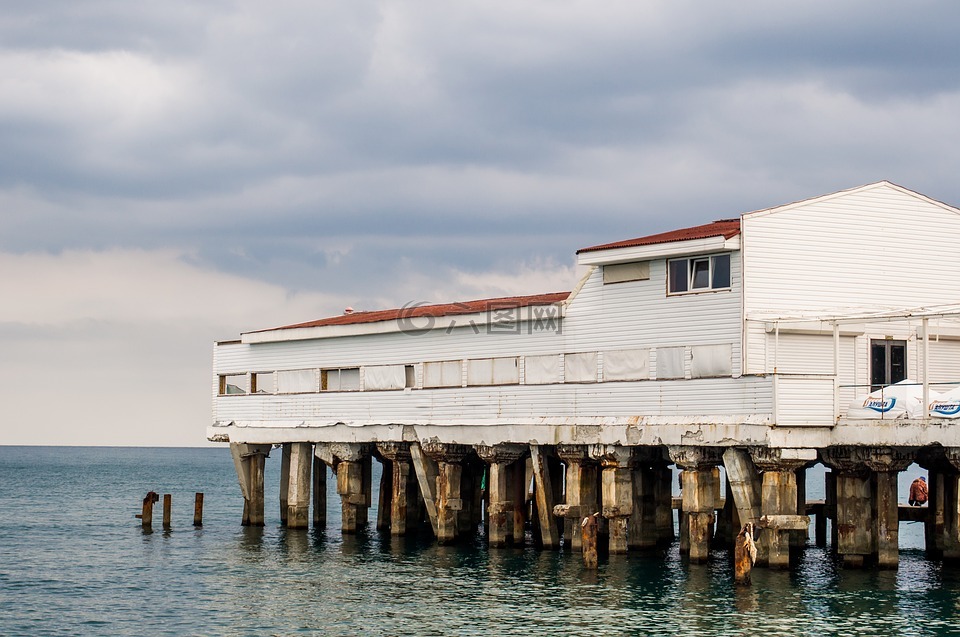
[577,218,741,254]
[256,291,571,332]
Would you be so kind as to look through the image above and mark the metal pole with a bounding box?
[923,317,930,418]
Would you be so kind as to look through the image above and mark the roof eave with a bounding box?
[577,234,741,266]
[241,303,566,344]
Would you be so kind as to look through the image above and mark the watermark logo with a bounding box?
[396,300,561,336]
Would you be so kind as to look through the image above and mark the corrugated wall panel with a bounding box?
[743,185,960,313]
[214,376,773,424]
[564,254,743,375]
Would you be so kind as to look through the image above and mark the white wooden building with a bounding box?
[209,181,960,451]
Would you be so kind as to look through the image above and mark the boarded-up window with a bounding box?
[219,374,248,395]
[564,352,598,383]
[277,369,317,393]
[525,354,562,385]
[363,365,407,391]
[252,372,275,394]
[603,349,650,381]
[603,261,650,284]
[424,360,462,388]
[322,368,360,391]
[656,347,686,379]
[467,357,519,386]
[691,344,732,378]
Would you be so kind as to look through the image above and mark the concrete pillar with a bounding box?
[628,449,664,550]
[230,442,271,527]
[863,448,913,568]
[654,462,675,543]
[312,453,327,529]
[749,448,816,569]
[286,442,312,529]
[422,443,473,545]
[376,455,393,532]
[793,466,807,548]
[669,446,723,563]
[477,444,527,547]
[510,458,529,546]
[825,470,838,549]
[555,445,600,552]
[331,443,370,534]
[376,443,422,536]
[279,443,291,526]
[595,446,634,555]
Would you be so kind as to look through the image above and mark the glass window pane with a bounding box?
[668,260,688,293]
[340,368,360,391]
[253,372,275,394]
[691,258,710,289]
[711,254,730,289]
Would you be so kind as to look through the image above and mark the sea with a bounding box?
[1,446,959,637]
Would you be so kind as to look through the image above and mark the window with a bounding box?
[668,254,731,294]
[252,372,275,394]
[564,352,598,383]
[277,369,317,393]
[322,368,360,391]
[219,374,248,395]
[870,340,906,392]
[466,357,519,386]
[423,360,463,388]
[603,261,650,284]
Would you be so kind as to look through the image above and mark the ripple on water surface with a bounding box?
[1,447,959,636]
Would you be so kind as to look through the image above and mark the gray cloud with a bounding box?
[3,1,960,443]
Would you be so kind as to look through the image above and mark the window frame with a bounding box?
[667,253,732,295]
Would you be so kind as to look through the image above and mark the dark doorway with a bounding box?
[870,339,906,392]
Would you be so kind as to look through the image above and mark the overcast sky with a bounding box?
[3,1,960,446]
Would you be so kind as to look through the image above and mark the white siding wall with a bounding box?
[214,376,773,425]
[564,253,743,377]
[743,184,960,377]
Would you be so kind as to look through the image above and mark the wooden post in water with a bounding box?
[194,492,204,527]
[139,491,159,529]
[582,513,599,569]
[163,494,172,530]
[734,523,756,585]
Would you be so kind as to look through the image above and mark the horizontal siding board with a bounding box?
[214,376,774,424]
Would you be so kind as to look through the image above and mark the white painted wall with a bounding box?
[564,253,742,377]
[743,183,960,387]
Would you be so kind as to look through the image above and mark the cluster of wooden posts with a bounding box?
[226,441,959,581]
[136,491,204,531]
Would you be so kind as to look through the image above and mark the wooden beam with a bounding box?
[758,514,810,531]
[410,443,439,536]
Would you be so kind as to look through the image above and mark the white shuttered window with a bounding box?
[467,357,519,386]
[524,354,562,385]
[564,352,598,383]
[690,344,732,378]
[277,369,316,393]
[424,361,462,388]
[603,349,650,381]
[656,347,686,379]
[363,365,407,391]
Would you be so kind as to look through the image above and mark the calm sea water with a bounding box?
[1,446,959,636]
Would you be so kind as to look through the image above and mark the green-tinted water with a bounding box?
[1,447,957,636]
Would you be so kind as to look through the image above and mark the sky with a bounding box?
[3,1,960,446]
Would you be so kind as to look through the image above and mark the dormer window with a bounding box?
[668,254,731,294]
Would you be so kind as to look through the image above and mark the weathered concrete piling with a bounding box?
[221,439,957,576]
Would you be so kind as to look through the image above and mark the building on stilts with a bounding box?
[211,181,960,569]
